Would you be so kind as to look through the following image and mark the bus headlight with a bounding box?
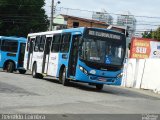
[79,66,83,71]
[79,66,88,75]
[117,73,123,78]
[90,70,96,74]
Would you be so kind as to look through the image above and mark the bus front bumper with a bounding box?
[75,72,122,86]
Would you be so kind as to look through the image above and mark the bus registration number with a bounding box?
[98,77,107,82]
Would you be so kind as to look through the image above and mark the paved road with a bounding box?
[0,71,160,115]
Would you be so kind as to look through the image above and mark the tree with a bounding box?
[152,27,160,41]
[142,30,152,38]
[142,28,160,41]
[0,0,49,37]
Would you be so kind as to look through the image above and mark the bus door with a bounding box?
[47,34,61,77]
[42,35,52,74]
[18,43,26,67]
[68,34,81,76]
[0,39,2,64]
[27,37,35,69]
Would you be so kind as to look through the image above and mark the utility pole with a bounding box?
[49,0,54,31]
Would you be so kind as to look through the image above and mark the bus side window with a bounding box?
[0,39,1,50]
[60,33,71,53]
[28,38,35,53]
[34,36,41,52]
[39,35,46,52]
[1,40,18,53]
[51,34,61,53]
[44,37,52,54]
[27,37,30,51]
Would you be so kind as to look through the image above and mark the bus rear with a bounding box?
[0,36,26,73]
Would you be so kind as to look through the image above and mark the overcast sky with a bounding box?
[45,0,160,32]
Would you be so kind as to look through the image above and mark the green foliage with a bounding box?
[142,28,160,41]
[0,0,49,37]
[152,27,160,41]
[142,30,152,39]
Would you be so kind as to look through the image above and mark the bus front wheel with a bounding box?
[32,64,38,78]
[19,69,26,74]
[6,62,15,73]
[32,63,43,79]
[96,84,104,90]
[59,67,69,86]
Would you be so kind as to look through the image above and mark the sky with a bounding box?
[44,0,160,33]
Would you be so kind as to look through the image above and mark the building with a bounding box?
[117,11,136,37]
[117,11,136,48]
[134,32,143,38]
[92,9,113,25]
[53,14,126,34]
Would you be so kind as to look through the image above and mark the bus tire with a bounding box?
[37,73,44,79]
[60,67,69,86]
[19,69,26,74]
[6,62,15,73]
[32,63,38,78]
[32,63,43,79]
[96,84,103,90]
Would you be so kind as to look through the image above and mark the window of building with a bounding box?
[1,40,18,53]
[60,33,71,53]
[73,22,79,28]
[51,34,61,53]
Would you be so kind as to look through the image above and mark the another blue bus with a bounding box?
[24,27,126,90]
[0,36,26,73]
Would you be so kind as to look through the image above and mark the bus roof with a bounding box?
[27,27,124,37]
[0,36,26,42]
[27,28,85,37]
[90,27,125,35]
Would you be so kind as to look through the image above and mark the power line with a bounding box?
[1,2,160,20]
[1,18,160,27]
[57,7,160,19]
[1,17,159,26]
[0,15,48,19]
[1,4,160,28]
[1,20,48,25]
[0,2,44,6]
[136,24,160,26]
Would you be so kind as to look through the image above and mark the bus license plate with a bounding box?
[98,78,107,82]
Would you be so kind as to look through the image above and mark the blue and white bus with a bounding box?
[24,27,126,90]
[0,36,26,73]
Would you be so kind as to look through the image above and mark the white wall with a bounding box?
[122,59,160,94]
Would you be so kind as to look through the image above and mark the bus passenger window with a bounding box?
[0,40,1,50]
[39,36,46,52]
[51,34,61,53]
[34,36,41,52]
[26,37,30,51]
[60,34,71,53]
[27,38,35,53]
[1,40,18,53]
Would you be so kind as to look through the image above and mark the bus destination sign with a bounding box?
[88,30,121,40]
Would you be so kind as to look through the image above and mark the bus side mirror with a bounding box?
[125,31,129,37]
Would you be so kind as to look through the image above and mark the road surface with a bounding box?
[0,71,160,116]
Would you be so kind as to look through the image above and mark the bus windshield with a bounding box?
[79,37,125,66]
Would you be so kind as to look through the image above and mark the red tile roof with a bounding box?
[60,14,109,25]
